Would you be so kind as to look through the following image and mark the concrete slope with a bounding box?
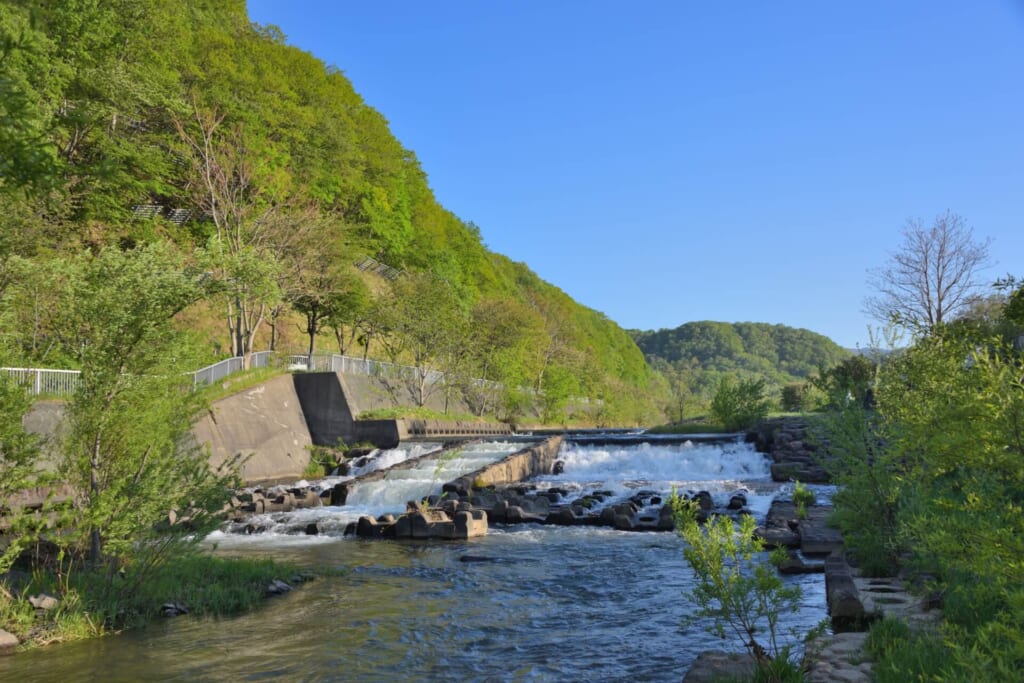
[192,373,312,484]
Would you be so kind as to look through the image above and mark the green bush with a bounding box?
[791,480,815,508]
[811,405,902,577]
[672,493,802,669]
[780,383,808,412]
[819,322,1024,679]
[709,376,770,431]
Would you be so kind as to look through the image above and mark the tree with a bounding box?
[0,375,42,574]
[672,494,802,667]
[865,211,992,330]
[178,104,305,361]
[378,271,467,407]
[56,244,235,565]
[710,376,770,430]
[285,221,362,363]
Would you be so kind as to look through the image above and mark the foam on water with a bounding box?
[345,441,521,507]
[221,441,525,538]
[534,438,776,517]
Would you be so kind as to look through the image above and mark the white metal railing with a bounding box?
[0,367,81,396]
[190,356,244,389]
[4,351,506,398]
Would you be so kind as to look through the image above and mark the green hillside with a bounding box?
[0,0,665,425]
[630,321,849,410]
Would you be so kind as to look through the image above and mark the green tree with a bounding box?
[56,244,235,565]
[0,375,42,574]
[378,271,467,407]
[285,220,363,362]
[672,494,802,666]
[710,376,770,430]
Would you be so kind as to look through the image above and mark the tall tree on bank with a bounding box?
[865,211,992,330]
[378,271,467,407]
[288,220,364,363]
[56,244,234,565]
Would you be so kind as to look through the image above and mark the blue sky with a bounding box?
[247,1,1024,349]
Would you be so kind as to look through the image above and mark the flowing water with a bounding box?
[0,438,827,683]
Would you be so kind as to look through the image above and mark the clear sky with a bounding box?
[246,1,1024,349]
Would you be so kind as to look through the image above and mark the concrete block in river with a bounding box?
[825,551,868,628]
[356,508,487,540]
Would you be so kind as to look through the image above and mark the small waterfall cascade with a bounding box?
[344,441,521,507]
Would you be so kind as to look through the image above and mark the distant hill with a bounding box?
[630,321,850,398]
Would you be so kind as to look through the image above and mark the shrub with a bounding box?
[792,481,814,508]
[780,383,808,412]
[810,405,902,577]
[672,493,802,667]
[710,377,770,431]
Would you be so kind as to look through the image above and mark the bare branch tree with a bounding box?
[865,211,992,329]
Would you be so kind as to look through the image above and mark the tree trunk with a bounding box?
[89,430,103,564]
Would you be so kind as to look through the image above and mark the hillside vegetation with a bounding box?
[631,321,849,415]
[0,0,665,425]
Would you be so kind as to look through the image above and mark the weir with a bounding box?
[331,440,528,506]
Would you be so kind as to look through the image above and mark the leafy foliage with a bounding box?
[818,291,1024,676]
[634,321,848,418]
[672,494,802,667]
[55,244,237,565]
[0,375,43,573]
[710,376,771,431]
[0,0,665,426]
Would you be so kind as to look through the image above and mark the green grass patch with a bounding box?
[1,552,302,649]
[194,366,286,404]
[357,406,484,422]
[646,421,731,434]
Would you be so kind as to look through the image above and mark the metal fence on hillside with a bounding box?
[0,367,81,396]
[3,350,502,398]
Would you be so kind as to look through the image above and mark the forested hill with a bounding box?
[0,0,665,425]
[630,321,849,390]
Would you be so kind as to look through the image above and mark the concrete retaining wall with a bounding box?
[23,370,514,485]
[191,373,313,484]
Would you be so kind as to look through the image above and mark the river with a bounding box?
[0,437,827,682]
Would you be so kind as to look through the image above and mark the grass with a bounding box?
[1,551,303,649]
[646,420,732,434]
[194,366,286,404]
[357,406,484,421]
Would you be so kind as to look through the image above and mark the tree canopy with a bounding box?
[0,0,665,426]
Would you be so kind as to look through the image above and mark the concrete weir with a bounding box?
[292,372,513,449]
[351,436,563,540]
[444,436,564,495]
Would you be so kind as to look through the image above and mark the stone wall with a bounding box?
[747,417,829,483]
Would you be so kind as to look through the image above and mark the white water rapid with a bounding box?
[536,437,776,516]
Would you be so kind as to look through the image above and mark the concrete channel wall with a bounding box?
[191,373,313,484]
[445,436,564,494]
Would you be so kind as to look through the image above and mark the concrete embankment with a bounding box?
[25,371,514,485]
[191,373,313,484]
